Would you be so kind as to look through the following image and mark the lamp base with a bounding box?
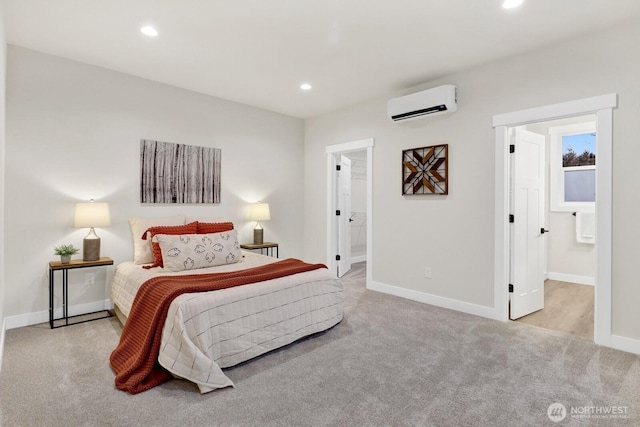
[83,228,101,261]
[253,228,264,245]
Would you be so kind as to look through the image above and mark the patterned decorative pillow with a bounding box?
[156,230,242,272]
[197,221,234,234]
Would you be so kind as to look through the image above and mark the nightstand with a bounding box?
[240,242,279,258]
[48,257,114,329]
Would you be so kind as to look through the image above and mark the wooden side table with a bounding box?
[48,257,114,329]
[240,242,279,258]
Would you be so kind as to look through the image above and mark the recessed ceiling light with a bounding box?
[502,0,524,9]
[140,26,159,37]
[300,83,312,91]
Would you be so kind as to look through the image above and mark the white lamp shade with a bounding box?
[247,203,271,221]
[74,202,111,228]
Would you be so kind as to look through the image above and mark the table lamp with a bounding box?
[74,199,111,261]
[248,202,270,245]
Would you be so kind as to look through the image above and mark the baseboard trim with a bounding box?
[610,334,640,356]
[547,272,594,286]
[0,318,6,373]
[4,300,112,330]
[350,255,366,264]
[368,280,502,321]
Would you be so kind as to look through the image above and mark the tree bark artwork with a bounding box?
[140,139,221,204]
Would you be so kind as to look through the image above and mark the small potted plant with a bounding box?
[54,244,80,264]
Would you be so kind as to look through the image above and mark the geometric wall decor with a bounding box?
[402,144,448,195]
[140,139,221,203]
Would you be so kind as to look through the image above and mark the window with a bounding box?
[549,121,596,212]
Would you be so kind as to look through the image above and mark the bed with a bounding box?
[110,250,344,394]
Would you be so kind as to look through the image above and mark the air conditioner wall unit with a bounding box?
[387,84,457,122]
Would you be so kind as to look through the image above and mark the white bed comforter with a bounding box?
[110,252,344,393]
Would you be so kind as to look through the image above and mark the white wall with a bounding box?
[5,46,305,323]
[0,0,7,366]
[304,20,640,341]
[546,211,595,282]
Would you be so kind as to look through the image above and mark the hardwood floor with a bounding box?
[515,280,594,339]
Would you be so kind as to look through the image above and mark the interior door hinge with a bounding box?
[336,255,341,261]
[336,210,341,216]
[336,165,341,171]
[509,144,515,153]
[509,284,514,293]
[509,214,514,223]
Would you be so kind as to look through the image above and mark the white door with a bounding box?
[510,128,546,320]
[337,155,352,277]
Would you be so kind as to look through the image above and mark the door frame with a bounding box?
[326,138,374,284]
[493,93,616,346]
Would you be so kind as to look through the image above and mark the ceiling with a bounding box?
[5,1,640,118]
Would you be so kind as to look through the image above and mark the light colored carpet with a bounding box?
[1,262,639,426]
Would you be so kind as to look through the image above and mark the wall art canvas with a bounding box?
[140,139,221,204]
[402,144,448,195]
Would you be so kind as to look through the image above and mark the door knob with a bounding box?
[540,228,550,234]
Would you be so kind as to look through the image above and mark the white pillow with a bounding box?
[129,215,186,264]
[156,230,241,272]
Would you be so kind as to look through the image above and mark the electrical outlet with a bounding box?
[425,267,432,279]
[85,273,95,286]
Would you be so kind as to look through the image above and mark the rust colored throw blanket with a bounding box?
[110,258,326,394]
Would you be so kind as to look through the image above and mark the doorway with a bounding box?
[509,116,597,339]
[345,151,368,265]
[335,151,368,277]
[326,138,374,285]
[493,93,616,347]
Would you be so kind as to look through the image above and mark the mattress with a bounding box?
[110,251,344,393]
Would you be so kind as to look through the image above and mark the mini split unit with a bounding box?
[387,84,457,122]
